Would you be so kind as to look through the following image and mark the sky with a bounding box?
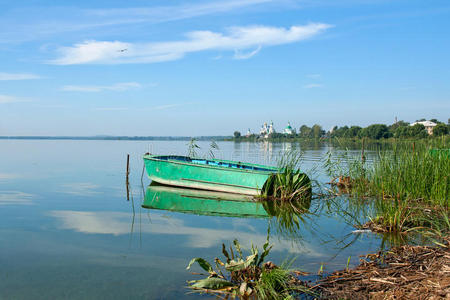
[0,0,449,136]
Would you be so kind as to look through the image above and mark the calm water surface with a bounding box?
[0,140,385,299]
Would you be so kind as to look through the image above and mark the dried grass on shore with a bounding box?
[314,237,450,299]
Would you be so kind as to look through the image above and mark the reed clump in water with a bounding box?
[326,140,450,235]
[261,150,312,201]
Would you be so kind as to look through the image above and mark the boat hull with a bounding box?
[143,183,269,218]
[143,155,278,195]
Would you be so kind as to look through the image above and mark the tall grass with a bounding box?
[357,144,449,205]
[325,140,450,235]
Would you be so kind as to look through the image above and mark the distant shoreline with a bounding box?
[0,136,231,141]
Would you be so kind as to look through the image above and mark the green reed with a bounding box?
[261,150,312,201]
[325,139,449,234]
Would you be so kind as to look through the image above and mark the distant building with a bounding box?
[246,128,252,137]
[410,120,437,135]
[283,122,294,135]
[260,122,268,136]
[259,121,275,138]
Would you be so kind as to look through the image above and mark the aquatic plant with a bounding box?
[261,150,312,201]
[207,140,220,159]
[186,138,201,157]
[324,139,450,235]
[186,238,313,299]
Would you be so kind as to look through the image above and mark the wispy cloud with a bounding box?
[61,82,141,92]
[93,107,129,111]
[153,104,183,110]
[303,83,323,89]
[87,0,272,20]
[306,74,321,79]
[0,0,273,44]
[49,23,332,65]
[234,45,262,59]
[0,94,30,104]
[0,72,41,80]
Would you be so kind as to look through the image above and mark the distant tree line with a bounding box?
[233,118,449,141]
[331,119,449,139]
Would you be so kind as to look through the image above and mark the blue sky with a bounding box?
[1,0,449,136]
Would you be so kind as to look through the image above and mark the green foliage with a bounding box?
[189,277,234,289]
[299,125,312,138]
[186,257,214,273]
[255,264,292,299]
[325,140,450,234]
[312,124,325,139]
[359,124,391,139]
[433,123,449,136]
[234,131,241,138]
[408,123,428,138]
[345,126,362,138]
[261,151,312,201]
[186,238,313,299]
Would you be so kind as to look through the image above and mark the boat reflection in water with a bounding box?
[142,183,269,218]
[142,183,312,223]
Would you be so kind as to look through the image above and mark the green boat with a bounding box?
[143,154,279,195]
[142,183,269,218]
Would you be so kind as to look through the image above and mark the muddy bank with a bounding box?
[312,238,449,299]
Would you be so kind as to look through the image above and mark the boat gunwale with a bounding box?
[143,154,278,174]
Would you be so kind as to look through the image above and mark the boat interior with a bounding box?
[151,155,276,172]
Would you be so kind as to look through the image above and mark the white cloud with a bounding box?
[49,23,332,65]
[0,94,29,104]
[303,83,323,89]
[0,72,41,80]
[61,82,141,92]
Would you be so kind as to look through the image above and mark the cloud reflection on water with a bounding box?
[0,191,34,205]
[0,173,20,180]
[49,210,324,257]
[59,183,102,196]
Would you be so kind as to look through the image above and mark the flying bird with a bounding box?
[118,49,127,52]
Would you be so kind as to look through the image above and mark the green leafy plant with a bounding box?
[186,238,313,299]
[261,150,312,201]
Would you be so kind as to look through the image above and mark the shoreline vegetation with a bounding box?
[231,119,450,142]
[185,138,449,299]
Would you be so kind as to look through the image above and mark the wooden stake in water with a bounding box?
[126,154,130,201]
[361,138,366,162]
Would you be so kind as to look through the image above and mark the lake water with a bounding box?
[0,140,386,299]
